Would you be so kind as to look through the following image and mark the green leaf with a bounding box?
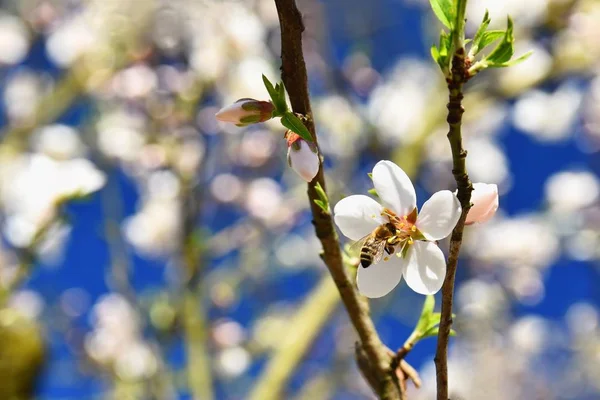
[431,44,441,64]
[421,326,456,339]
[314,182,329,206]
[262,74,277,101]
[423,295,435,316]
[415,295,435,332]
[368,188,378,197]
[488,50,533,68]
[439,30,450,57]
[367,173,373,179]
[471,10,491,53]
[485,17,515,65]
[262,75,288,114]
[429,0,454,29]
[476,30,505,54]
[432,30,453,74]
[313,183,329,213]
[314,199,328,213]
[280,113,313,142]
[420,327,439,339]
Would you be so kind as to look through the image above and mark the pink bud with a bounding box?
[466,183,499,225]
[215,98,275,126]
[286,132,320,182]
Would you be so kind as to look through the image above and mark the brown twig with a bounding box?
[273,0,402,398]
[434,38,474,400]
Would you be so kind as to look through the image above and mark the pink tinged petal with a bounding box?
[465,183,498,225]
[371,160,417,216]
[288,140,320,182]
[333,195,385,241]
[416,190,461,241]
[356,255,407,298]
[215,99,273,125]
[215,101,252,124]
[402,241,446,295]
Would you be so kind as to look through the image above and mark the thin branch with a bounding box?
[249,274,340,400]
[434,1,473,398]
[273,1,402,398]
[389,330,422,391]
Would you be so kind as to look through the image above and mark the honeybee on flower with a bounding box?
[334,160,461,298]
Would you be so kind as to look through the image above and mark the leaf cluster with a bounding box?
[428,0,531,78]
[263,75,313,142]
[411,295,456,344]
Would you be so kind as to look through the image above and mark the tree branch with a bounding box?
[434,1,473,396]
[273,0,402,398]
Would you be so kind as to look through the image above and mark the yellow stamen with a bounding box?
[411,225,417,232]
[408,237,414,245]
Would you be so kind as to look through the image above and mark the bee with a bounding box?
[351,208,408,269]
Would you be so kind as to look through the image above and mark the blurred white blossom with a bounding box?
[0,154,105,247]
[8,290,45,319]
[0,13,30,64]
[96,111,147,163]
[32,124,85,160]
[124,197,181,258]
[513,84,583,142]
[545,170,599,213]
[3,70,47,122]
[217,346,251,377]
[367,59,438,145]
[85,293,158,380]
[498,41,552,94]
[465,215,559,270]
[467,0,548,30]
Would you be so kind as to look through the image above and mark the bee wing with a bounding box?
[370,240,389,265]
[348,234,371,255]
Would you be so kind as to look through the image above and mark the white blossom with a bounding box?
[466,183,499,225]
[286,133,320,182]
[334,160,461,297]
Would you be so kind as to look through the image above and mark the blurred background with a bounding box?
[0,0,598,399]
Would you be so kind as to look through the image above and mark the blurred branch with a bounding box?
[0,214,55,306]
[434,1,473,398]
[101,168,136,303]
[178,114,214,399]
[249,274,340,400]
[273,0,402,398]
[181,287,214,400]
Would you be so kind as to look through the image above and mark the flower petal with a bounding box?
[402,241,446,295]
[356,255,407,298]
[288,140,320,182]
[465,183,498,225]
[333,195,384,241]
[372,160,416,216]
[416,190,461,240]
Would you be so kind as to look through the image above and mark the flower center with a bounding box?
[381,207,422,258]
[285,131,302,146]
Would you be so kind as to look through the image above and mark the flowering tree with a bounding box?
[0,0,599,399]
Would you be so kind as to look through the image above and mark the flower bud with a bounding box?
[466,183,498,225]
[215,98,275,126]
[286,131,319,182]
